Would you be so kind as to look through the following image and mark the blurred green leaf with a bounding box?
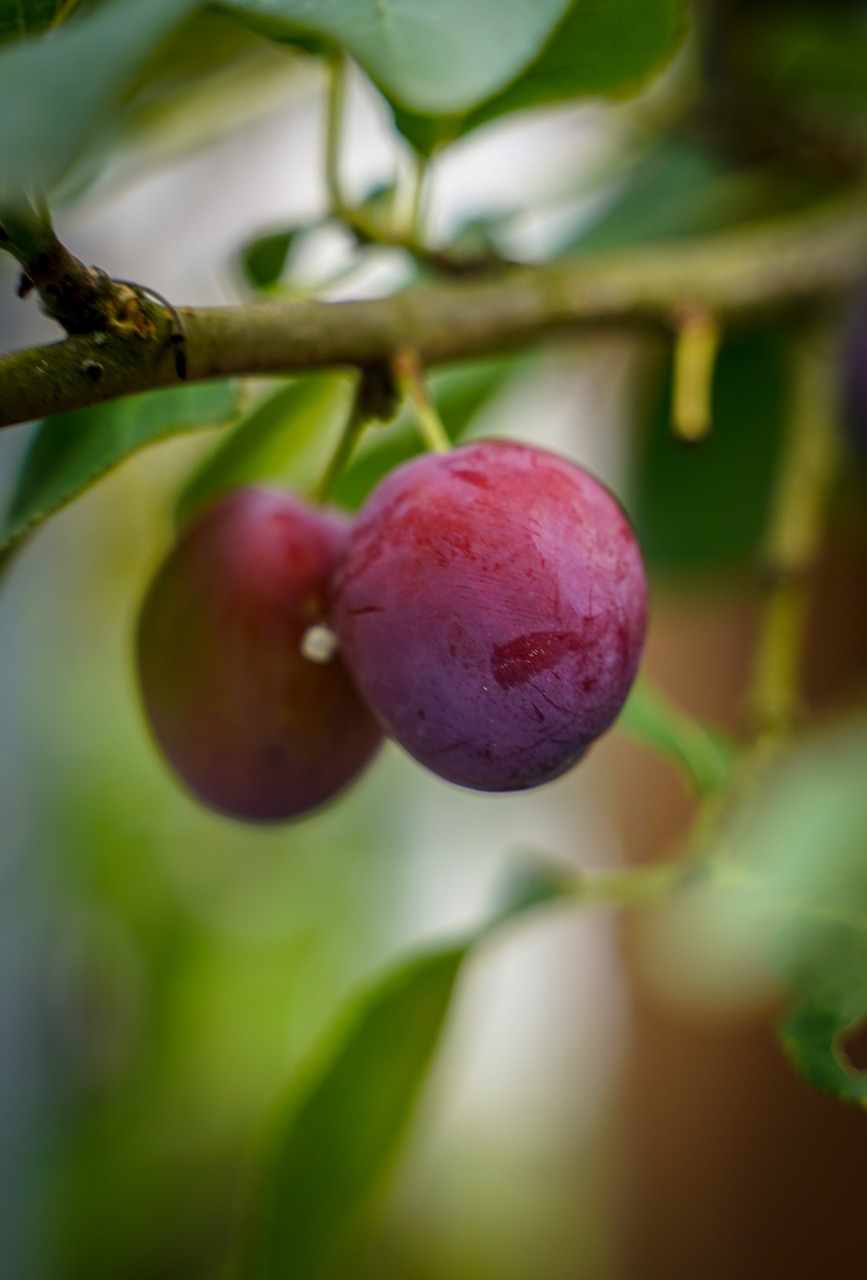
[781,934,867,1105]
[175,374,352,525]
[762,718,867,1103]
[1,381,237,555]
[246,855,568,1280]
[562,136,831,262]
[741,11,867,120]
[108,11,310,183]
[464,0,690,134]
[640,715,867,1102]
[176,359,515,527]
[488,856,581,925]
[248,945,465,1280]
[569,143,736,255]
[240,228,301,290]
[218,0,571,116]
[631,328,786,574]
[394,0,689,153]
[620,678,736,794]
[0,0,62,43]
[0,0,201,195]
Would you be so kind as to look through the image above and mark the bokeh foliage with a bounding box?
[1,1,867,1278]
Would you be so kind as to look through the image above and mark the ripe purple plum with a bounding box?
[332,441,648,792]
[136,488,382,821]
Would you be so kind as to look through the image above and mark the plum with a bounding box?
[332,441,647,792]
[136,488,382,821]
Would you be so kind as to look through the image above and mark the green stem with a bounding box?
[620,677,737,795]
[325,50,348,215]
[749,318,841,738]
[566,860,693,909]
[391,348,450,453]
[0,198,54,264]
[405,151,429,244]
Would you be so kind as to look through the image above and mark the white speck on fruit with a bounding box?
[301,623,339,664]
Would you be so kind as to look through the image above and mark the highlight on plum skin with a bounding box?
[135,488,382,822]
[332,440,648,793]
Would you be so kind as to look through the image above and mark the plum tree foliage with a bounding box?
[1,0,867,1276]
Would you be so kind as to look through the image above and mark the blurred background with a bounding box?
[1,3,867,1279]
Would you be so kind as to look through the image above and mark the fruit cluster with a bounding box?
[136,441,648,822]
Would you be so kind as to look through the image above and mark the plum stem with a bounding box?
[314,365,400,501]
[620,677,736,795]
[391,347,451,453]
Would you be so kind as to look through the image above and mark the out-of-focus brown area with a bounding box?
[611,545,867,1280]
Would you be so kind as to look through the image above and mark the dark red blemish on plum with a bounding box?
[491,630,583,690]
[450,467,493,490]
[419,521,474,565]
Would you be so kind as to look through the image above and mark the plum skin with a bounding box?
[136,488,382,822]
[332,441,648,792]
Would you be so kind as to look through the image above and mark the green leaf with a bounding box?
[178,359,514,526]
[740,11,867,123]
[104,11,311,187]
[781,936,867,1106]
[218,0,572,116]
[240,228,300,290]
[0,0,202,195]
[761,719,867,1104]
[246,855,567,1279]
[569,143,736,256]
[0,0,63,43]
[638,715,867,1103]
[463,0,690,133]
[175,374,352,526]
[1,381,238,555]
[631,328,787,575]
[248,946,464,1280]
[393,0,689,152]
[560,136,829,263]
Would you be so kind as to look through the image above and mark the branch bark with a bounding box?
[2,185,867,431]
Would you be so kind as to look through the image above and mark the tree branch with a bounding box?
[2,185,867,431]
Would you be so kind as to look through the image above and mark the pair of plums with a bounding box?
[136,440,648,822]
